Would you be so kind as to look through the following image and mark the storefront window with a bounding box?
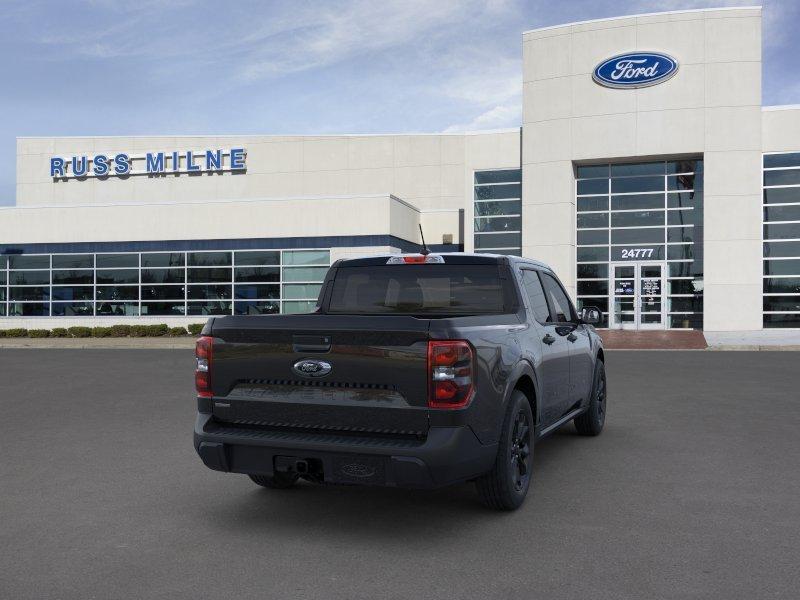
[474,169,522,256]
[0,248,330,318]
[576,160,704,329]
[764,154,800,328]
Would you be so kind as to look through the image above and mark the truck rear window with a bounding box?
[327,265,509,315]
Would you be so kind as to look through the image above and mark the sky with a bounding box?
[1,0,798,206]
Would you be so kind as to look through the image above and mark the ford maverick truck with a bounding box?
[193,253,606,510]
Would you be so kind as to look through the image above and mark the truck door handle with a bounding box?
[542,334,555,345]
[567,332,577,343]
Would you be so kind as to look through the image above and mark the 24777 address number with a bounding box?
[620,248,655,259]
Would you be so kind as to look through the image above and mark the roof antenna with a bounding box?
[418,224,430,255]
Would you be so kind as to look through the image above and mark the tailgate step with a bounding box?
[205,420,426,449]
[243,379,397,391]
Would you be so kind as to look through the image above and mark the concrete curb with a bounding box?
[0,338,196,349]
[603,346,708,351]
[708,345,800,351]
[608,345,800,351]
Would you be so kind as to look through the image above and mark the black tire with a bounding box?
[248,472,299,489]
[476,390,534,511]
[574,359,606,436]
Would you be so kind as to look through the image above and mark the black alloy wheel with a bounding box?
[594,370,606,426]
[574,359,606,436]
[476,390,534,510]
[510,410,531,492]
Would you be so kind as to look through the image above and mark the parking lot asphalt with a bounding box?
[1,349,798,600]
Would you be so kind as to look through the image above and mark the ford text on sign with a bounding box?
[593,52,678,89]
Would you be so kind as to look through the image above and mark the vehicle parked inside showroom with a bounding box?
[193,252,606,510]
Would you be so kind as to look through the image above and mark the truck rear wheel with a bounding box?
[248,472,299,489]
[476,390,533,511]
[574,359,606,436]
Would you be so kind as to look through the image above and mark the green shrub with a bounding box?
[167,326,188,337]
[109,324,132,337]
[0,329,6,338]
[187,323,205,336]
[28,329,51,338]
[50,328,69,338]
[68,326,92,338]
[130,325,148,338]
[4,328,28,337]
[91,327,113,338]
[145,324,169,337]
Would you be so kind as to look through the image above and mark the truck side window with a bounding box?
[540,272,574,323]
[521,270,550,323]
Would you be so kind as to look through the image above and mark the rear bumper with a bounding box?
[194,413,497,489]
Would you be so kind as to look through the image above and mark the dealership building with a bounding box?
[2,6,799,333]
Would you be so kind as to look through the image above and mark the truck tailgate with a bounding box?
[209,315,431,438]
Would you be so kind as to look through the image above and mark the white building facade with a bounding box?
[2,6,799,333]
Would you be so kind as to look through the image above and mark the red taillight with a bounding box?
[427,340,474,409]
[195,336,213,397]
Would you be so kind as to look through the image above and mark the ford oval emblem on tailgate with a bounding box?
[292,358,332,378]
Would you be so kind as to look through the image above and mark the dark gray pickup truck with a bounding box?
[194,253,605,510]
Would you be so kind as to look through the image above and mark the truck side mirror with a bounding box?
[579,306,601,325]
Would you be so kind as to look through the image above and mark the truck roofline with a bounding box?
[334,252,553,271]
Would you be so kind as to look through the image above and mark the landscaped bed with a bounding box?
[0,324,205,338]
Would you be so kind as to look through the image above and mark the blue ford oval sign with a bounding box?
[593,52,678,89]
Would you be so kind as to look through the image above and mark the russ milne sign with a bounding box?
[593,52,678,89]
[50,148,246,179]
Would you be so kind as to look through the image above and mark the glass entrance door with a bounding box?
[610,262,666,330]
[611,264,636,329]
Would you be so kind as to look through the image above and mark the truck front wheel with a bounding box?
[574,359,606,436]
[475,390,533,510]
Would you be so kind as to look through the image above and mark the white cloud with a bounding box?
[443,103,521,132]
[435,46,522,132]
[765,79,800,107]
[235,0,485,81]
[27,0,518,84]
[761,0,800,49]
[438,50,521,102]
